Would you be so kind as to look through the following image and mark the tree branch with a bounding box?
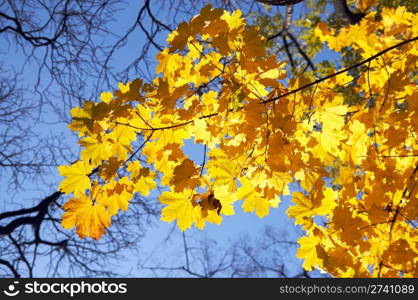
[0,258,20,278]
[262,36,418,104]
[0,191,62,235]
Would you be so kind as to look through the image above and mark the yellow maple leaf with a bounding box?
[159,189,202,231]
[237,177,271,218]
[221,9,243,31]
[212,184,236,216]
[347,120,368,164]
[311,104,348,161]
[118,81,130,94]
[99,178,133,215]
[287,188,337,224]
[160,190,193,230]
[207,158,239,191]
[191,119,218,148]
[127,161,157,196]
[67,104,94,136]
[79,135,113,164]
[58,161,93,196]
[62,194,111,240]
[296,235,328,271]
[100,91,113,103]
[67,101,111,136]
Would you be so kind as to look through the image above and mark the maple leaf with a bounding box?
[347,120,368,164]
[212,184,236,216]
[58,161,93,196]
[62,194,111,240]
[237,178,272,218]
[296,235,328,271]
[191,119,217,147]
[242,26,266,58]
[67,104,95,136]
[287,188,337,224]
[159,189,200,231]
[67,101,111,136]
[79,135,112,165]
[207,149,241,191]
[100,91,113,103]
[127,161,157,196]
[230,86,245,111]
[169,21,191,53]
[170,158,201,192]
[99,178,133,215]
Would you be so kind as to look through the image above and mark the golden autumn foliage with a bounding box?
[58,5,418,277]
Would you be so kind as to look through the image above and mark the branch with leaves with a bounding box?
[55,4,418,278]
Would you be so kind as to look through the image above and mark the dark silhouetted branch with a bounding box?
[0,258,20,278]
[0,192,62,235]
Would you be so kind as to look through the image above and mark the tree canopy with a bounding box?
[55,2,418,278]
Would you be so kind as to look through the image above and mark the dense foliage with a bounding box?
[58,4,417,277]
